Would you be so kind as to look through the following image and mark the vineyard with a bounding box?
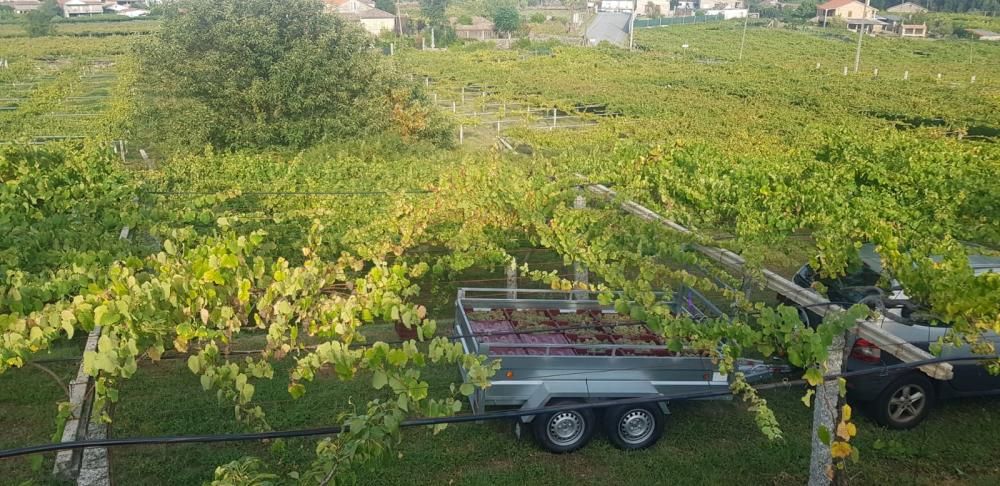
[2,11,1000,486]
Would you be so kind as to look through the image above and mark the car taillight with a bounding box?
[850,338,882,363]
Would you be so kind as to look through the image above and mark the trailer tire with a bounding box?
[604,403,664,451]
[532,400,596,453]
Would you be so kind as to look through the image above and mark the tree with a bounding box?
[23,9,54,38]
[0,5,15,21]
[419,0,448,25]
[493,5,522,35]
[794,0,819,17]
[136,0,420,150]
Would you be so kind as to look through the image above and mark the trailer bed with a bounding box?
[455,288,772,416]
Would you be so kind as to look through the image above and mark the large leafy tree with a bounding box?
[23,1,58,38]
[493,5,522,35]
[136,0,400,150]
[419,0,448,25]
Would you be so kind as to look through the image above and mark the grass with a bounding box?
[0,337,84,486]
[104,353,1000,485]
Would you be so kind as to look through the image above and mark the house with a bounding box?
[61,0,103,17]
[898,23,926,37]
[1,0,41,13]
[324,0,375,14]
[846,17,885,33]
[340,8,395,35]
[638,0,671,16]
[704,8,749,19]
[454,16,496,40]
[969,29,1000,41]
[878,14,902,30]
[599,0,633,12]
[886,2,927,14]
[324,0,395,35]
[119,7,148,17]
[701,0,744,8]
[817,0,878,23]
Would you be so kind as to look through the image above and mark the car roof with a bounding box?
[859,243,1000,275]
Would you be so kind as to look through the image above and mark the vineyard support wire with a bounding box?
[23,298,862,366]
[0,354,995,460]
[25,316,728,365]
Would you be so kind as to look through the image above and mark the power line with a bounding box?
[1,354,994,460]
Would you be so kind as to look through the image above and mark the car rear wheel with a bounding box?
[604,403,665,450]
[532,400,596,453]
[873,374,935,429]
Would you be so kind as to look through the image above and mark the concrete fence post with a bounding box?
[572,195,589,299]
[54,327,108,485]
[506,258,517,299]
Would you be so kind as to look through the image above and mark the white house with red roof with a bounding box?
[816,0,878,21]
[323,0,395,36]
[816,0,885,33]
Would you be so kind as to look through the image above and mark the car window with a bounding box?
[837,264,882,288]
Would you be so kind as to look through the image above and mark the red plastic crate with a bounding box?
[518,332,575,356]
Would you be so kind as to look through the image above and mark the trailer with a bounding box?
[455,287,777,453]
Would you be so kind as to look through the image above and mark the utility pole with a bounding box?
[853,0,871,73]
[738,10,750,61]
[629,0,637,51]
[395,1,402,37]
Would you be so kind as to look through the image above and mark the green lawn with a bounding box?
[0,338,84,486]
[100,348,1000,485]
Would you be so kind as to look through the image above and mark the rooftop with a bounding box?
[817,0,860,10]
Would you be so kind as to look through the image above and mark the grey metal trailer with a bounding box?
[454,288,776,453]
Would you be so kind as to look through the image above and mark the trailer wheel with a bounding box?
[604,403,664,451]
[532,400,596,453]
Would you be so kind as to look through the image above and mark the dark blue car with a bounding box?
[789,244,1000,429]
